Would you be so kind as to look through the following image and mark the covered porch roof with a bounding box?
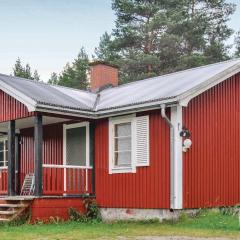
[0,115,73,132]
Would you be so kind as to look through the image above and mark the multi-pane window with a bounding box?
[114,122,132,167]
[0,138,8,168]
[109,115,150,174]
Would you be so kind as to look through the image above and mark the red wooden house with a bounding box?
[0,59,240,221]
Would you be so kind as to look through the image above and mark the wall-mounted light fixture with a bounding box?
[183,138,192,152]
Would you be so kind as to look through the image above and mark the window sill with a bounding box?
[0,166,8,170]
[109,166,136,174]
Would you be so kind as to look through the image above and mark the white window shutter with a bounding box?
[135,115,149,167]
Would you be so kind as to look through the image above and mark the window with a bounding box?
[114,122,132,167]
[63,122,89,167]
[0,137,8,168]
[109,114,149,174]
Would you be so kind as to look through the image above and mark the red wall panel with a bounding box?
[183,73,240,208]
[30,198,85,222]
[95,110,170,209]
[0,90,33,122]
[20,123,63,184]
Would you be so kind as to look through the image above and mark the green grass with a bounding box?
[0,210,239,240]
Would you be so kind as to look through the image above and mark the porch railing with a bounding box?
[0,167,7,195]
[42,164,93,196]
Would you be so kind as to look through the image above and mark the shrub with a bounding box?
[69,199,102,223]
[220,205,240,216]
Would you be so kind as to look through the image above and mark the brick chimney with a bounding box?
[89,61,118,92]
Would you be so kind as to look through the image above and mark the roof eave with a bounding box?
[0,80,36,112]
[35,98,179,119]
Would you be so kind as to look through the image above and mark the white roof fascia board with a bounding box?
[178,63,240,107]
[35,105,97,119]
[95,98,178,116]
[0,80,36,112]
[36,99,178,119]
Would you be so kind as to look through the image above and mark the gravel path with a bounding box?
[136,237,239,240]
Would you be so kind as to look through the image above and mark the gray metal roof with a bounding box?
[0,58,240,117]
[0,74,96,111]
[96,59,240,111]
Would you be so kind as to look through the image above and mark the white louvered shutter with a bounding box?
[135,115,149,167]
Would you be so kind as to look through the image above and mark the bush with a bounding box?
[69,199,102,223]
[220,205,240,216]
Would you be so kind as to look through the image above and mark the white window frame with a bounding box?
[109,114,136,174]
[63,122,90,168]
[0,136,8,169]
[63,122,90,193]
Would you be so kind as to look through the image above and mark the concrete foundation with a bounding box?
[100,208,198,222]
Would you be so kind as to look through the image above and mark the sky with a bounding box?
[0,0,239,82]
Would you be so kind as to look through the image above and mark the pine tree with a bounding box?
[13,58,26,78]
[33,70,40,81]
[24,64,32,79]
[235,31,240,57]
[58,47,89,90]
[13,58,40,80]
[94,32,119,63]
[48,72,59,84]
[96,0,236,83]
[72,48,89,90]
[58,63,76,88]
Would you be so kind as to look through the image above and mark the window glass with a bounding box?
[5,140,8,151]
[0,138,8,167]
[114,122,132,167]
[115,123,131,137]
[66,127,86,166]
[0,142,3,152]
[0,151,3,167]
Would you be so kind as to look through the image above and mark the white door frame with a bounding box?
[63,122,90,193]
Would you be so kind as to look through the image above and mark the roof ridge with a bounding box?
[101,58,240,92]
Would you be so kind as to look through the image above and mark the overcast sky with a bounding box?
[0,0,239,82]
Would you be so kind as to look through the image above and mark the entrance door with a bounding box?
[63,122,89,194]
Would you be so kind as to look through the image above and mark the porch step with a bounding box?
[0,210,16,215]
[0,197,34,201]
[0,199,32,223]
[0,218,10,222]
[0,204,27,208]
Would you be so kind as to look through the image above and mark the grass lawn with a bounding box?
[0,210,239,240]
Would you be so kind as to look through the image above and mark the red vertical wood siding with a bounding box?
[0,90,33,122]
[20,124,63,185]
[30,198,85,222]
[0,169,7,194]
[95,110,170,209]
[183,73,240,208]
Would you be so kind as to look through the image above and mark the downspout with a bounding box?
[160,104,175,209]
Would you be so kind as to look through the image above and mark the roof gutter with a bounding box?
[36,100,179,119]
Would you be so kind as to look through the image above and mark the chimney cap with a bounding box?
[89,60,119,69]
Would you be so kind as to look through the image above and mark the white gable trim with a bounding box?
[0,80,36,112]
[178,63,240,106]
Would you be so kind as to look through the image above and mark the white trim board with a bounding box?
[63,121,90,192]
[108,114,136,174]
[170,105,183,209]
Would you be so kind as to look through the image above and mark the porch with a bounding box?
[0,114,95,197]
